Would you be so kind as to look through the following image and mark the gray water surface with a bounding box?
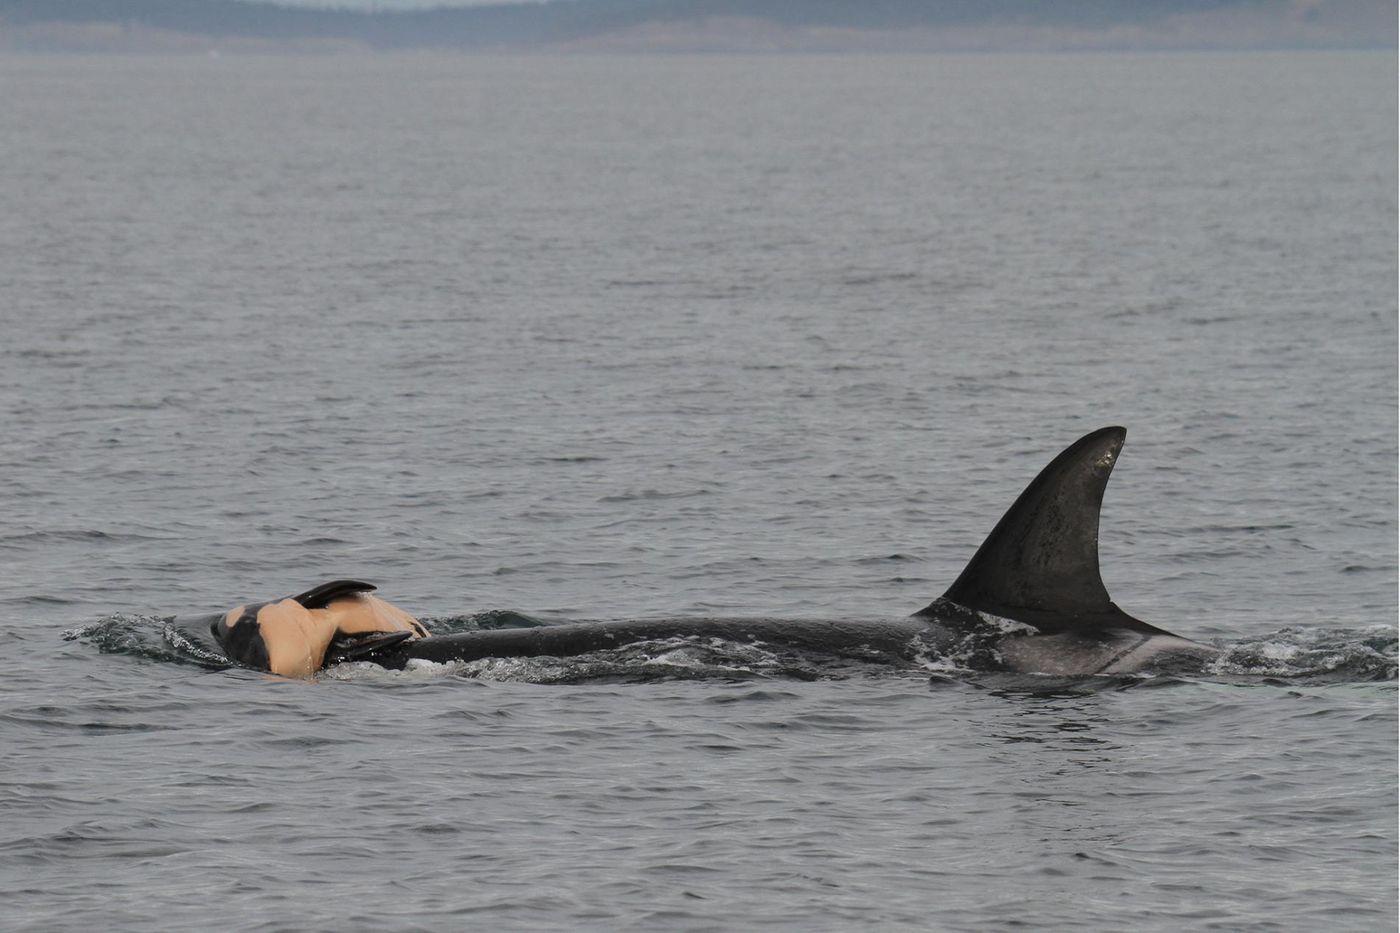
[1,52,1395,931]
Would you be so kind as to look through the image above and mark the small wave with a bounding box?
[1209,626,1396,683]
[63,615,229,670]
[425,610,555,632]
[854,553,915,564]
[2,529,116,544]
[598,488,713,503]
[322,658,470,683]
[10,594,79,606]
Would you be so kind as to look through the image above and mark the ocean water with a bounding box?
[0,51,1395,930]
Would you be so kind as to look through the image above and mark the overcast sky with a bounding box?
[279,0,542,8]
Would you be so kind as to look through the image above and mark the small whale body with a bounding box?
[181,427,1218,678]
[210,580,430,679]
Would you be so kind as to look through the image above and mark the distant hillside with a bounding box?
[0,0,1392,52]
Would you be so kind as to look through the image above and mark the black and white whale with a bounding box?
[181,426,1218,678]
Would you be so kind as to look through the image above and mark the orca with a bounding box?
[191,427,1217,678]
[207,580,429,678]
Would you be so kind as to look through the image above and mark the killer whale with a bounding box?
[206,580,429,679]
[188,427,1217,678]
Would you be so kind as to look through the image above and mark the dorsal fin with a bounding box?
[291,580,377,610]
[923,427,1167,636]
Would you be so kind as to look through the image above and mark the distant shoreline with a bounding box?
[0,0,1392,55]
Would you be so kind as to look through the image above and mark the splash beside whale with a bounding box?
[177,427,1219,678]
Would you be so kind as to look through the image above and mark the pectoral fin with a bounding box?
[324,629,416,665]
